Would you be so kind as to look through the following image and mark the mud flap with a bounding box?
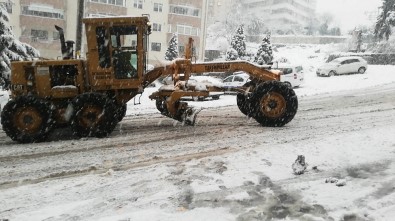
[181,106,202,126]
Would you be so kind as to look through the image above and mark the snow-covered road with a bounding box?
[1,64,395,220]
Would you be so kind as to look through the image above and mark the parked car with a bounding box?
[316,56,368,77]
[223,63,304,90]
[222,72,249,91]
[273,63,304,88]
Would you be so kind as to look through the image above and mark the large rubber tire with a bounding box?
[115,103,127,122]
[70,93,117,138]
[1,96,54,143]
[236,81,256,116]
[328,71,335,77]
[250,81,298,127]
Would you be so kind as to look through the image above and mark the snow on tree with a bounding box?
[375,0,395,41]
[225,47,238,61]
[0,2,39,81]
[228,25,246,60]
[254,34,273,65]
[165,33,178,61]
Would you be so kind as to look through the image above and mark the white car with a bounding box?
[222,72,249,90]
[316,56,368,77]
[273,63,304,88]
[223,64,304,90]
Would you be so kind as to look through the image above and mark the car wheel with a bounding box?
[211,95,220,100]
[358,67,366,74]
[328,71,335,77]
[284,82,292,88]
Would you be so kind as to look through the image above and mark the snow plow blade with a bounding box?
[182,106,202,126]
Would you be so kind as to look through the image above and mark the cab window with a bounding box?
[96,26,111,69]
[110,26,138,79]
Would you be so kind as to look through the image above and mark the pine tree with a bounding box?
[375,0,395,41]
[0,3,39,82]
[230,25,246,58]
[165,33,178,61]
[255,34,273,65]
[225,47,238,61]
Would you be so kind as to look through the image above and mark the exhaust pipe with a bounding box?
[55,25,75,59]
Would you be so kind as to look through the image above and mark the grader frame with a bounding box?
[1,16,298,143]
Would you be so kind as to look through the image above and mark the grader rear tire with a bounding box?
[236,81,256,116]
[251,81,298,127]
[70,93,117,138]
[1,96,54,143]
[115,103,127,122]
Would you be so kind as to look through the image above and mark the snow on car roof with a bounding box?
[333,56,364,61]
[272,63,301,68]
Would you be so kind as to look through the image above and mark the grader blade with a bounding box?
[181,106,202,125]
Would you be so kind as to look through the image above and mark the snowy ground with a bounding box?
[1,46,395,221]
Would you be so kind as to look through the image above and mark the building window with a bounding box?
[90,0,125,6]
[169,5,200,17]
[175,25,199,36]
[88,13,116,18]
[153,23,162,32]
[151,42,161,51]
[31,29,48,41]
[133,0,143,9]
[154,3,162,12]
[1,2,12,13]
[21,5,64,19]
[178,45,184,54]
[53,31,60,40]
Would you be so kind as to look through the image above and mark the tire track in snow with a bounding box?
[1,83,395,189]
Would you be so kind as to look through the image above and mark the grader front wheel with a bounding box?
[1,96,54,143]
[251,81,298,127]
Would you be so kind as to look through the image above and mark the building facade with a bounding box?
[4,0,207,64]
[243,0,317,34]
[206,0,317,35]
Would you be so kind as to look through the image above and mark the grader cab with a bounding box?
[1,16,298,143]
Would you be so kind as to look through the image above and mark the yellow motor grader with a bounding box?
[0,16,298,143]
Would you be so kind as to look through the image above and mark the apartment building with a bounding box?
[4,0,207,64]
[243,0,317,33]
[167,0,207,59]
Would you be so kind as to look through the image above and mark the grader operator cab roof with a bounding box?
[82,16,151,26]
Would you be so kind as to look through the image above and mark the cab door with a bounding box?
[87,24,144,90]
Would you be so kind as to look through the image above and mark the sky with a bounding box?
[316,0,382,31]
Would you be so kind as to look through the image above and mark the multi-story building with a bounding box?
[4,0,207,64]
[167,0,207,60]
[206,0,317,34]
[243,0,317,34]
[126,0,169,65]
